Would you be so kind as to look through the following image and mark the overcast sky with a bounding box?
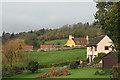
[2,2,97,35]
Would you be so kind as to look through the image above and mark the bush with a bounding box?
[69,62,78,69]
[94,69,112,75]
[36,66,70,78]
[64,45,70,47]
[93,53,106,64]
[57,42,61,45]
[86,58,89,63]
[98,53,106,58]
[112,64,120,78]
[104,69,112,75]
[26,61,39,73]
[93,57,100,64]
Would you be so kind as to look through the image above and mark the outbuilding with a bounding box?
[102,52,118,70]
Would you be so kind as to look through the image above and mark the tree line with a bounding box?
[2,22,101,48]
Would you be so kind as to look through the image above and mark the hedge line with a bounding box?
[38,61,80,68]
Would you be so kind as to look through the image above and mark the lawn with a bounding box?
[57,67,110,78]
[27,48,87,64]
[3,67,110,78]
[44,39,68,45]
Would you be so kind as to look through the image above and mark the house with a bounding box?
[102,52,118,70]
[86,35,113,63]
[64,35,88,47]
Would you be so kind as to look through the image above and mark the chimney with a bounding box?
[69,35,74,39]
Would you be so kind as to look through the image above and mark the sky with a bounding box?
[1,2,97,35]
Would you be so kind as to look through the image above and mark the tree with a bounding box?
[2,31,5,37]
[94,2,120,62]
[26,61,39,73]
[10,32,15,39]
[2,39,25,70]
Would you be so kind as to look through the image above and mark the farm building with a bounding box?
[65,35,88,47]
[102,52,118,70]
[86,35,113,63]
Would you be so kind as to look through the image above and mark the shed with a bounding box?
[102,52,118,70]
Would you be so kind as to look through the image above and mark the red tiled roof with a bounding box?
[72,38,88,45]
[23,46,33,49]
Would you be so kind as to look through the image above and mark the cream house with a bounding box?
[86,35,113,63]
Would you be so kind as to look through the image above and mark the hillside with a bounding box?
[2,22,101,48]
[27,48,87,64]
[44,39,68,45]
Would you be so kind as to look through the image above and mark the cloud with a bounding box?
[2,2,97,35]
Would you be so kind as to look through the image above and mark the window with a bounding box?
[105,46,109,50]
[95,46,97,51]
[77,41,80,43]
[81,41,84,43]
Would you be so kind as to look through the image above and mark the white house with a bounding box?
[86,35,113,63]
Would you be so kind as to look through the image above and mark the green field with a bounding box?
[27,48,87,64]
[4,67,110,78]
[44,39,68,45]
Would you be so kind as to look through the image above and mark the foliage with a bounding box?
[57,42,61,45]
[94,2,120,62]
[26,61,39,73]
[2,22,101,47]
[69,62,78,69]
[36,66,70,78]
[95,69,112,75]
[2,39,25,70]
[112,64,120,78]
[93,53,106,64]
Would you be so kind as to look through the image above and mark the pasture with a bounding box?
[27,48,87,64]
[44,39,68,45]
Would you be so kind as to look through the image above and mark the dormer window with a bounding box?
[77,41,80,43]
[81,41,84,43]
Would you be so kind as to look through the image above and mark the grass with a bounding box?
[57,67,110,78]
[44,39,68,45]
[3,67,110,78]
[27,48,87,64]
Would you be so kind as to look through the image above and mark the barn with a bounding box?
[102,52,118,70]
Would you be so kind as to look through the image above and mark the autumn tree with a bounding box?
[2,39,25,70]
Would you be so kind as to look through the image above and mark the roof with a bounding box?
[72,38,87,45]
[87,35,105,47]
[101,52,117,59]
[23,45,33,49]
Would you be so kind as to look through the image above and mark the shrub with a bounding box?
[36,66,70,78]
[64,45,70,47]
[93,57,100,64]
[94,71,100,75]
[94,69,112,75]
[93,53,106,64]
[57,42,61,45]
[69,62,78,69]
[112,64,120,78]
[86,58,89,63]
[26,61,39,73]
[104,69,112,75]
[98,53,106,58]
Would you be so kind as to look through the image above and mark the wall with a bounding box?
[40,45,63,48]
